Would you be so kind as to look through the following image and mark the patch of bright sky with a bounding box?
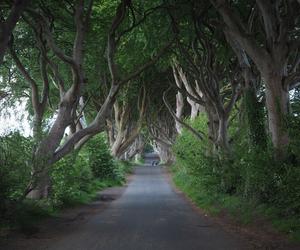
[0,97,32,137]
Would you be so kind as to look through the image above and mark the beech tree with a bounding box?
[210,0,300,157]
[107,85,146,158]
[172,64,185,134]
[148,111,176,164]
[1,0,299,208]
[142,68,177,164]
[168,15,241,152]
[123,134,145,161]
[4,0,173,198]
[225,32,267,148]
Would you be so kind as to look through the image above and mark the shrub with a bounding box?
[50,133,133,207]
[173,114,222,193]
[173,114,300,212]
[172,114,300,239]
[85,134,117,180]
[0,132,32,217]
[50,152,94,207]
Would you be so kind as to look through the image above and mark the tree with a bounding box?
[0,0,30,65]
[7,0,173,198]
[108,84,146,158]
[168,7,241,152]
[210,0,300,158]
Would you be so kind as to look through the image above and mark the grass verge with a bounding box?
[0,161,134,237]
[172,165,300,243]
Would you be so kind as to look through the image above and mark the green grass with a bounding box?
[55,178,121,207]
[119,160,135,173]
[172,166,300,242]
[134,156,145,165]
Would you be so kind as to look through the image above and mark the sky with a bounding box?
[0,98,32,137]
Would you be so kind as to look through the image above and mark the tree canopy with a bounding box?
[1,0,300,239]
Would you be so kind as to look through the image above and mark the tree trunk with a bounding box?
[125,137,144,161]
[111,131,124,157]
[210,0,295,158]
[264,73,289,158]
[32,112,44,147]
[154,142,173,165]
[27,113,51,199]
[205,104,219,154]
[27,166,51,199]
[224,31,267,148]
[187,97,199,120]
[0,0,29,64]
[175,91,184,133]
[216,113,230,152]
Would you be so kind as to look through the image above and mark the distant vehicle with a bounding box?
[152,161,159,166]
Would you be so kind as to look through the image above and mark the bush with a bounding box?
[173,114,222,193]
[0,132,32,217]
[85,134,117,180]
[172,114,300,239]
[50,152,94,207]
[173,116,300,213]
[50,133,133,207]
[0,130,135,232]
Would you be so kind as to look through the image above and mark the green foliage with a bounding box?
[116,160,134,177]
[0,133,32,216]
[143,143,153,153]
[173,114,300,240]
[50,133,133,207]
[173,114,220,192]
[288,113,300,163]
[0,131,134,235]
[243,88,267,147]
[85,134,117,180]
[0,130,133,232]
[50,152,94,207]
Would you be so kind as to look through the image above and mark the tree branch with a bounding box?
[210,0,270,72]
[118,38,174,86]
[9,43,40,111]
[163,89,205,141]
[0,0,30,64]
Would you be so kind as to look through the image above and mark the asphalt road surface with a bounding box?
[45,156,249,250]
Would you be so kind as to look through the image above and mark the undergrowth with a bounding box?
[172,164,300,242]
[0,133,133,235]
[172,114,300,242]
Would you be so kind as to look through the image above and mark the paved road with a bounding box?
[47,163,249,250]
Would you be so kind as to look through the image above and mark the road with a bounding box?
[44,159,249,250]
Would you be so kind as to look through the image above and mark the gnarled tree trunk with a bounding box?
[264,73,290,153]
[211,0,299,158]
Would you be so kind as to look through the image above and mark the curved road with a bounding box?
[47,160,249,249]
